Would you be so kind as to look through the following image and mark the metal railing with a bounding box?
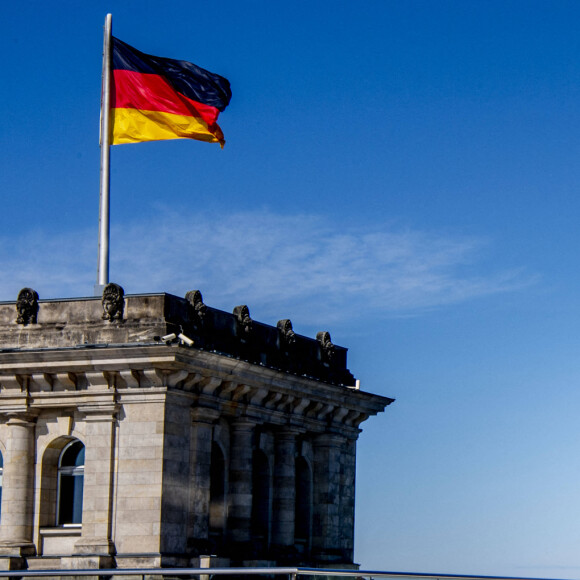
[0,567,570,580]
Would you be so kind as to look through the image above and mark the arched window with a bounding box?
[295,456,312,553]
[57,440,84,525]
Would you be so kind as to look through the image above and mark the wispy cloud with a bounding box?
[0,209,533,326]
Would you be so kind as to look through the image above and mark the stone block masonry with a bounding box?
[0,287,393,570]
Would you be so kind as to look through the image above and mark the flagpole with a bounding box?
[96,13,112,295]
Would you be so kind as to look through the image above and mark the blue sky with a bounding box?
[3,1,580,577]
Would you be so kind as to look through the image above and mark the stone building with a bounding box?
[0,286,392,571]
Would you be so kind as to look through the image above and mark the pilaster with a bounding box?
[339,435,358,562]
[271,428,299,551]
[73,406,117,560]
[188,406,220,553]
[227,417,256,552]
[312,432,346,563]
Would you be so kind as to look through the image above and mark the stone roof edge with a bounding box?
[0,342,394,414]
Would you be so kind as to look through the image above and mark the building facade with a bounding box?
[0,287,392,570]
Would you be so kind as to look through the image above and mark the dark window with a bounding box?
[57,440,84,525]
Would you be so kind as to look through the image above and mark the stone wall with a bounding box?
[0,291,393,570]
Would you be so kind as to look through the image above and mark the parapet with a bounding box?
[0,286,355,387]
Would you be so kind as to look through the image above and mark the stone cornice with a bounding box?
[0,343,392,430]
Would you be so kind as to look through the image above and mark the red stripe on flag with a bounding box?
[111,69,220,127]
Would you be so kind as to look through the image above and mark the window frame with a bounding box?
[56,439,85,527]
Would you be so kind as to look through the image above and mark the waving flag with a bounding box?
[110,37,232,147]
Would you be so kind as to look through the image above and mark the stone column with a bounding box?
[0,413,37,561]
[227,418,255,552]
[188,407,220,553]
[271,429,298,550]
[74,406,117,563]
[339,436,358,563]
[312,432,346,563]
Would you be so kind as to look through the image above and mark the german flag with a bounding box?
[110,37,232,147]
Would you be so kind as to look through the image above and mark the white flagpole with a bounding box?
[96,13,112,295]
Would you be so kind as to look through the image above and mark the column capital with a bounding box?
[313,432,347,448]
[275,426,304,440]
[191,406,220,424]
[231,416,257,431]
[80,404,119,421]
[5,411,38,427]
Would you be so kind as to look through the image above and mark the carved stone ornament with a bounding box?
[277,319,296,349]
[185,289,207,324]
[16,287,39,325]
[316,330,335,362]
[233,305,252,334]
[102,283,125,321]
